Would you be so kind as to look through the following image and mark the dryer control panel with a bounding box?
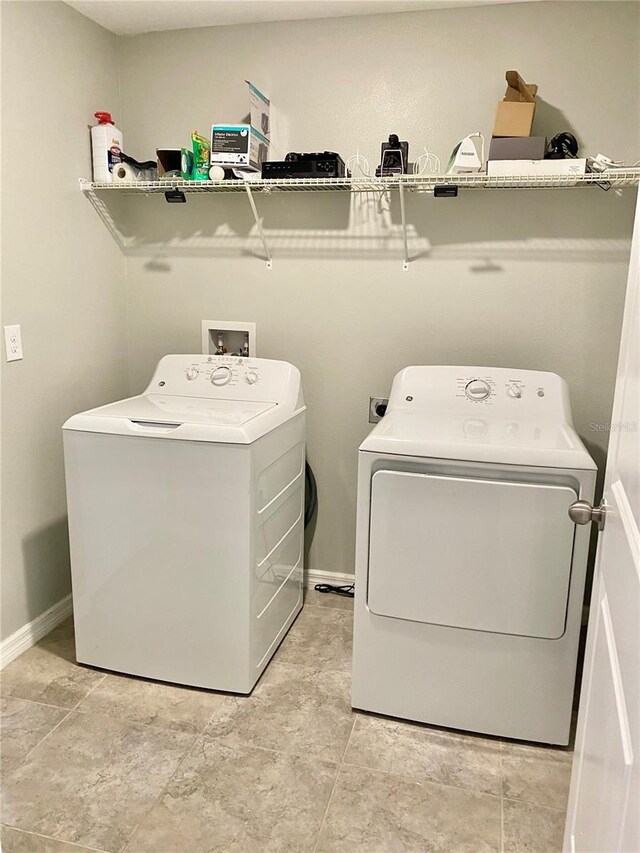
[145,355,303,410]
[387,366,573,422]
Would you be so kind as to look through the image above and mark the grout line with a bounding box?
[312,758,344,853]
[0,825,109,853]
[118,687,248,853]
[502,796,568,813]
[14,674,108,767]
[340,715,357,763]
[312,714,357,853]
[1,693,78,712]
[69,674,109,712]
[121,728,202,853]
[339,756,504,802]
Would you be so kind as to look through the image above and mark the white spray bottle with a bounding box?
[91,112,123,182]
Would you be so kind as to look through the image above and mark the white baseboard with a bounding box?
[0,594,73,670]
[305,568,355,590]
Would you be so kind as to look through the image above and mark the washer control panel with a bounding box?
[145,355,301,407]
[174,357,262,390]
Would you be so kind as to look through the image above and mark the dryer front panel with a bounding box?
[367,470,577,638]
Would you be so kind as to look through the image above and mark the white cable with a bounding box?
[346,148,371,179]
[413,147,441,175]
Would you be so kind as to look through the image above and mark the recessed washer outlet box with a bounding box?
[202,320,257,357]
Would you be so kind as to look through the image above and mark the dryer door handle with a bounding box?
[568,499,606,532]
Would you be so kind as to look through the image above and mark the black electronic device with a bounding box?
[376,134,409,177]
[262,151,347,179]
[545,132,579,160]
[164,189,186,204]
[434,185,458,198]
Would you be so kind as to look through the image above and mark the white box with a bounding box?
[487,158,587,177]
[246,81,270,138]
[210,125,269,171]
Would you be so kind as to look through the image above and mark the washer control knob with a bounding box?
[507,384,522,399]
[210,366,232,386]
[185,367,199,381]
[465,379,491,401]
[245,371,259,385]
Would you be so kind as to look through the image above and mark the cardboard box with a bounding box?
[488,136,547,161]
[210,124,269,171]
[246,81,270,138]
[493,71,537,138]
[209,80,271,171]
[156,149,182,176]
[487,159,587,177]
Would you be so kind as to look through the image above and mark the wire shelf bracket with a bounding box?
[244,183,272,269]
[81,182,128,251]
[398,181,410,271]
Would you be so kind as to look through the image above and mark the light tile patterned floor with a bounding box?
[0,591,572,852]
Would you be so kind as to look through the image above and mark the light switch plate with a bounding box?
[4,324,23,361]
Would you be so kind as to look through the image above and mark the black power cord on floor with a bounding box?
[314,583,355,598]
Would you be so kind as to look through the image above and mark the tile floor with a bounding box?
[0,591,572,853]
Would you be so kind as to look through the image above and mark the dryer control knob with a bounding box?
[185,367,199,381]
[465,379,491,401]
[245,371,259,385]
[507,384,522,399]
[210,366,232,386]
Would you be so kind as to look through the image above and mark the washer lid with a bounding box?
[361,410,596,469]
[90,394,276,426]
[63,394,285,444]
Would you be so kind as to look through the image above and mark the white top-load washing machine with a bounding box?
[63,355,305,694]
[352,366,596,745]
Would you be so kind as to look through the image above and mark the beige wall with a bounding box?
[118,1,639,579]
[0,1,129,640]
[1,2,639,643]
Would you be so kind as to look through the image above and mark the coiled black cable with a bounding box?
[314,583,355,598]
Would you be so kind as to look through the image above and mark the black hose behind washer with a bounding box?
[304,461,317,528]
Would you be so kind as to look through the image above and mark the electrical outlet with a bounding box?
[4,324,23,362]
[369,397,389,423]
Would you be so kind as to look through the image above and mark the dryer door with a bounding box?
[367,470,577,638]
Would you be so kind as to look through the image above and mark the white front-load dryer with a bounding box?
[352,366,596,745]
[63,355,305,694]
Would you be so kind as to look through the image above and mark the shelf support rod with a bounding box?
[398,180,409,271]
[83,184,128,252]
[244,184,272,269]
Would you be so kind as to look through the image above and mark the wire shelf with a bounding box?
[80,168,640,270]
[81,169,640,195]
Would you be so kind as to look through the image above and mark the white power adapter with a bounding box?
[588,153,622,172]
